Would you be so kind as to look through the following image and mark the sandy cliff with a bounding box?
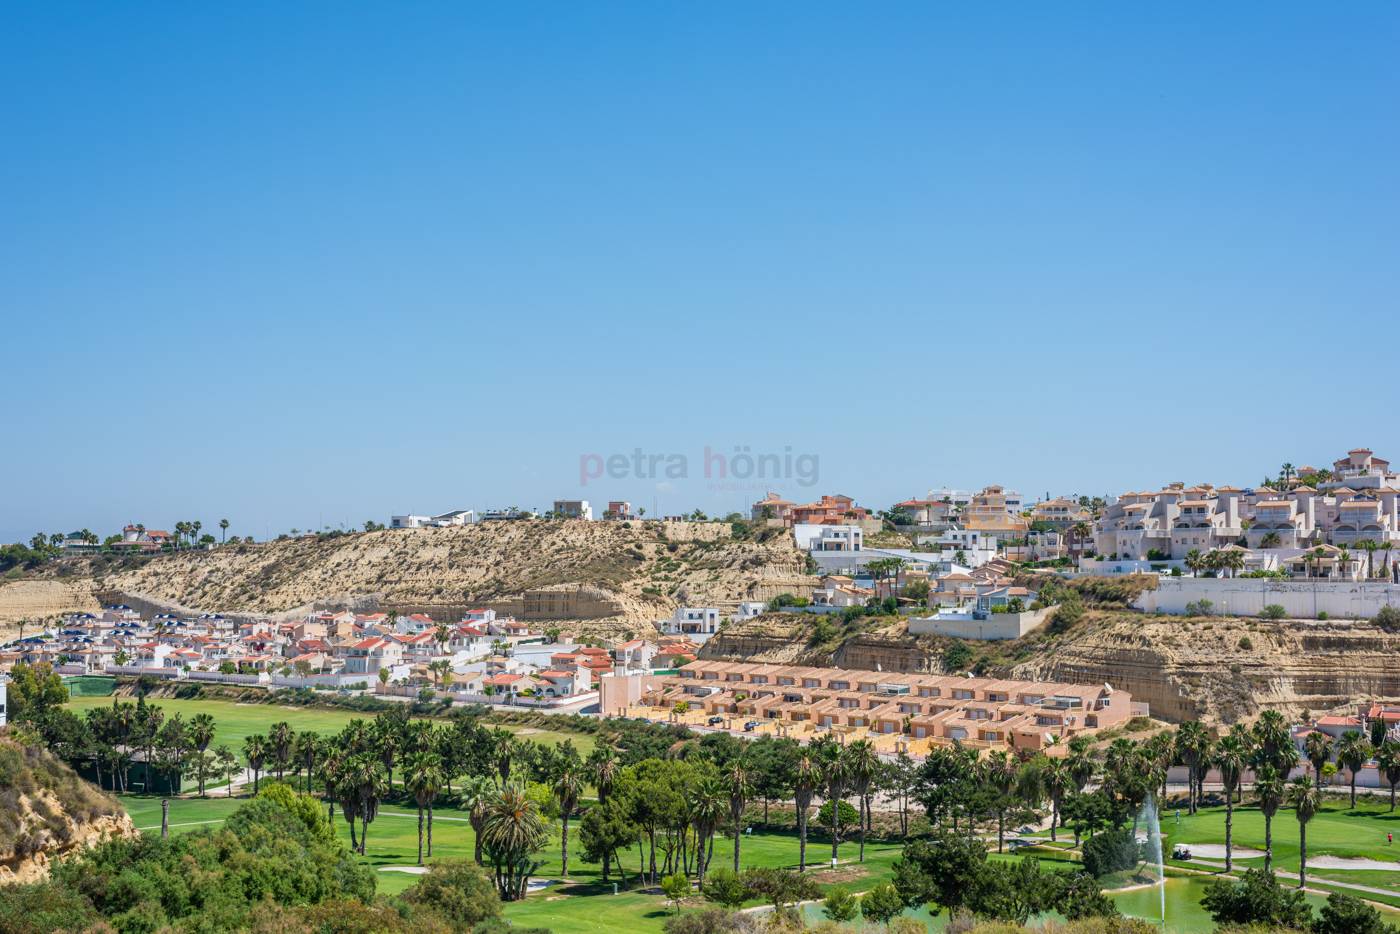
[4,520,814,639]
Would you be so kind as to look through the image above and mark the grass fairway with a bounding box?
[64,694,595,756]
[115,792,903,933]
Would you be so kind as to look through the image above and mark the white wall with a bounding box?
[1138,578,1400,619]
[907,608,1050,641]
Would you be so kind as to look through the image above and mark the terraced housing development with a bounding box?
[604,660,1136,757]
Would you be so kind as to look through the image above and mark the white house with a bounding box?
[341,637,404,675]
[552,500,594,520]
[793,524,863,552]
[735,601,766,620]
[661,607,722,642]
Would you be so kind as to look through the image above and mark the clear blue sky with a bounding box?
[3,3,1397,542]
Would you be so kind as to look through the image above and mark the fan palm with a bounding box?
[794,752,818,872]
[1304,731,1333,786]
[1287,776,1321,889]
[1337,732,1373,809]
[1254,765,1285,873]
[1215,734,1248,871]
[189,714,216,796]
[460,774,494,864]
[691,775,727,883]
[481,784,548,900]
[1377,740,1400,811]
[846,739,879,862]
[403,751,442,864]
[243,734,268,794]
[552,763,584,878]
[727,758,749,871]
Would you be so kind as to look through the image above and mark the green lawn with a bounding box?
[112,790,1400,934]
[64,695,595,756]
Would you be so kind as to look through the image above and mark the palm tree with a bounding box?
[1357,540,1379,579]
[1175,721,1209,813]
[552,762,583,878]
[215,745,237,797]
[1254,766,1285,873]
[1337,732,1373,809]
[1260,531,1282,549]
[481,784,548,901]
[1215,734,1248,871]
[1251,710,1297,777]
[404,751,442,865]
[346,753,386,854]
[1071,521,1093,561]
[1287,776,1321,889]
[1281,463,1295,486]
[727,758,749,872]
[244,734,268,794]
[1376,740,1400,812]
[189,714,216,796]
[1304,731,1333,786]
[690,775,726,884]
[293,731,320,794]
[460,775,494,864]
[219,518,230,543]
[269,721,294,780]
[813,736,848,864]
[793,752,818,872]
[846,739,878,863]
[1185,549,1204,578]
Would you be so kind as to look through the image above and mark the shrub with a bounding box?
[1081,828,1139,878]
[702,868,749,909]
[401,858,502,929]
[859,883,905,925]
[1260,605,1287,620]
[1184,599,1214,617]
[1201,868,1311,929]
[1374,605,1400,633]
[1238,636,1254,650]
[1313,891,1391,934]
[822,887,858,923]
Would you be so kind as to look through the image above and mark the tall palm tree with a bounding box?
[983,750,1020,853]
[269,721,294,780]
[1254,766,1285,873]
[481,784,548,901]
[691,775,727,884]
[1042,757,1071,843]
[219,518,229,543]
[189,714,216,796]
[552,762,583,878]
[1337,732,1373,809]
[460,775,494,865]
[295,731,321,794]
[846,739,879,863]
[813,737,848,864]
[793,752,818,872]
[1357,540,1379,579]
[1304,731,1333,786]
[346,753,386,854]
[404,751,442,864]
[243,734,268,794]
[216,745,237,797]
[1251,710,1296,777]
[1260,531,1282,549]
[1215,734,1248,871]
[727,758,749,872]
[1376,740,1400,812]
[1071,521,1093,561]
[1175,721,1210,814]
[1287,776,1321,889]
[1184,549,1204,578]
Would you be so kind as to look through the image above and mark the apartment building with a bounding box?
[611,661,1131,755]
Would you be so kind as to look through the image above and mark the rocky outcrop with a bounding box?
[19,520,815,640]
[1012,611,1400,724]
[702,609,1400,725]
[0,735,137,885]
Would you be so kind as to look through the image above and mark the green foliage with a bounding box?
[1201,868,1313,930]
[942,639,974,673]
[739,866,820,917]
[400,859,502,929]
[859,882,906,925]
[701,867,749,909]
[663,908,752,934]
[1260,604,1287,620]
[1313,892,1398,934]
[661,873,691,914]
[1374,605,1400,633]
[814,798,859,835]
[893,831,987,915]
[6,662,69,721]
[1049,595,1085,634]
[1081,827,1139,878]
[1057,870,1120,920]
[822,886,858,923]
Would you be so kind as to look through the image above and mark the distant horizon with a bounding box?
[4,4,1396,546]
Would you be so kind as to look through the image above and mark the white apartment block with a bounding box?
[1094,448,1400,566]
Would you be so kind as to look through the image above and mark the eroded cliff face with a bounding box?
[701,609,1400,724]
[9,521,814,639]
[1013,612,1400,724]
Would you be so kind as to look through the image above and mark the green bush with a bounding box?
[1260,604,1287,620]
[1081,828,1139,878]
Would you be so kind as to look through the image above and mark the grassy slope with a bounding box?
[63,695,595,756]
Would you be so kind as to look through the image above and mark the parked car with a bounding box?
[743,720,759,732]
[707,716,725,726]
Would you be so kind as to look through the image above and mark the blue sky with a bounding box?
[3,3,1397,542]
